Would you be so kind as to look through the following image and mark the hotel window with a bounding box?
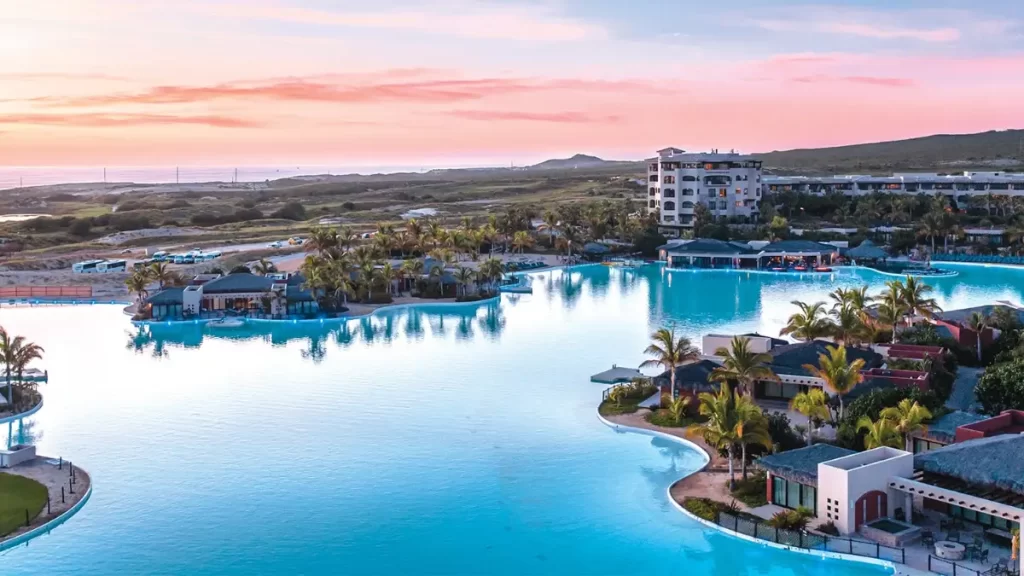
[663,188,675,198]
[735,200,743,207]
[682,175,697,182]
[649,200,656,208]
[718,200,727,210]
[663,215,675,222]
[664,201,675,211]
[773,477,788,507]
[649,187,657,196]
[682,188,694,196]
[663,175,676,184]
[718,189,727,197]
[801,485,816,512]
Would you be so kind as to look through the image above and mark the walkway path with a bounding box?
[1,457,90,545]
[945,366,984,412]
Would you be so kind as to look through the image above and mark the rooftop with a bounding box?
[935,304,1024,326]
[767,341,883,377]
[146,287,184,305]
[664,238,757,256]
[915,410,988,443]
[914,434,1024,496]
[655,359,723,394]
[201,272,275,294]
[756,444,857,485]
[760,239,840,254]
[590,366,643,384]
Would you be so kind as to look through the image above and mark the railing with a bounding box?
[717,511,906,564]
[927,554,1017,576]
[0,285,93,298]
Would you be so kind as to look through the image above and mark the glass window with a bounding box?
[801,485,816,514]
[764,381,782,398]
[993,517,1009,530]
[963,508,978,522]
[788,480,801,510]
[773,477,788,506]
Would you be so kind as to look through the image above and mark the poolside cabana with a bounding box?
[590,365,643,384]
[663,239,760,269]
[846,239,888,263]
[757,240,839,268]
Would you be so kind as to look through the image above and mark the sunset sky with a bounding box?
[2,0,1023,167]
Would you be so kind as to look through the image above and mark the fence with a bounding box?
[0,286,93,299]
[927,554,1018,576]
[717,511,906,565]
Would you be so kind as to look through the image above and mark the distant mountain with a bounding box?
[760,129,1024,174]
[528,154,617,170]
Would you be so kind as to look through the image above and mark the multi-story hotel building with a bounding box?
[764,171,1024,199]
[646,148,763,233]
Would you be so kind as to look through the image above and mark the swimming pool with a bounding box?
[2,263,1022,575]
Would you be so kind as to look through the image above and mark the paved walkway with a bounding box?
[945,366,984,411]
[1,456,90,545]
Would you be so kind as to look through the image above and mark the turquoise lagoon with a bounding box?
[2,263,1021,575]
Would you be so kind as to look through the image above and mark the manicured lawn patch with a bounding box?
[0,473,48,536]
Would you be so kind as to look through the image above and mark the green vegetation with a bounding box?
[690,388,771,488]
[975,359,1024,415]
[729,472,768,508]
[640,327,699,401]
[856,416,903,450]
[766,507,813,530]
[598,379,658,417]
[0,473,48,537]
[0,327,45,414]
[680,497,736,522]
[803,345,865,421]
[710,336,778,396]
[790,388,830,446]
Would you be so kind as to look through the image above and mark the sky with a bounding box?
[1,0,1023,167]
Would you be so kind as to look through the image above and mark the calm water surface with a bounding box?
[1,263,1020,575]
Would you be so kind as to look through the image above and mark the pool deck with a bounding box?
[1,456,90,546]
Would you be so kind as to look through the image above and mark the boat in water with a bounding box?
[208,317,247,329]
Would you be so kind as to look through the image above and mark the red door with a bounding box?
[855,491,888,529]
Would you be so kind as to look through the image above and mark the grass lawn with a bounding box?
[0,473,48,536]
[598,399,643,416]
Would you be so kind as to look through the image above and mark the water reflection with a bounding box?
[125,300,506,362]
[4,417,41,448]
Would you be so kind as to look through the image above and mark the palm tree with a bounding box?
[542,210,559,247]
[338,226,358,253]
[148,262,174,290]
[734,395,772,479]
[454,266,475,298]
[918,212,943,253]
[378,262,397,296]
[829,304,869,347]
[511,230,533,254]
[790,388,830,446]
[710,336,778,396]
[306,226,339,256]
[966,311,990,362]
[900,276,941,324]
[802,345,865,420]
[252,258,276,276]
[0,328,17,409]
[780,301,831,342]
[640,327,700,400]
[856,416,902,450]
[478,258,504,293]
[125,268,151,304]
[690,388,741,489]
[876,291,906,343]
[663,394,692,425]
[879,399,933,452]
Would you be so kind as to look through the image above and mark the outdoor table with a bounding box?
[935,541,966,561]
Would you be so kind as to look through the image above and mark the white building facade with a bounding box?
[646,148,763,233]
[765,171,1024,198]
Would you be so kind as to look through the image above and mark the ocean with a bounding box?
[0,164,465,190]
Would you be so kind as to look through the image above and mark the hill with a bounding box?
[528,154,617,170]
[760,129,1024,174]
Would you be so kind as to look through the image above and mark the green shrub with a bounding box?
[681,497,725,522]
[730,473,768,508]
[766,507,812,530]
[975,359,1024,415]
[816,521,840,536]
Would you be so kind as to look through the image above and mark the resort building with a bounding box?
[764,171,1024,199]
[910,409,1024,454]
[144,272,318,320]
[657,238,839,269]
[758,439,1022,568]
[646,148,763,233]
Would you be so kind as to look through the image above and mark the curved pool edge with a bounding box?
[596,412,898,575]
[0,396,43,425]
[0,470,92,554]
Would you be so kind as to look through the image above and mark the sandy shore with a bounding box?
[1,457,90,545]
[605,408,752,512]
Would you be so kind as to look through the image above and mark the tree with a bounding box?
[975,359,1024,415]
[830,304,869,347]
[689,388,747,489]
[966,311,990,363]
[541,210,559,247]
[378,262,397,296]
[478,258,504,293]
[710,336,778,396]
[769,216,789,241]
[0,329,43,412]
[802,345,865,420]
[780,301,831,342]
[306,226,340,255]
[790,388,830,445]
[454,266,475,298]
[734,395,772,480]
[148,262,175,290]
[664,394,692,425]
[856,416,902,450]
[511,230,533,254]
[125,268,151,304]
[876,290,907,343]
[641,327,700,400]
[918,212,942,253]
[692,202,712,237]
[252,258,277,276]
[900,276,941,324]
[879,399,933,452]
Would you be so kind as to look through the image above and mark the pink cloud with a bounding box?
[446,110,620,123]
[0,113,260,128]
[819,22,960,42]
[30,74,672,108]
[791,75,915,88]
